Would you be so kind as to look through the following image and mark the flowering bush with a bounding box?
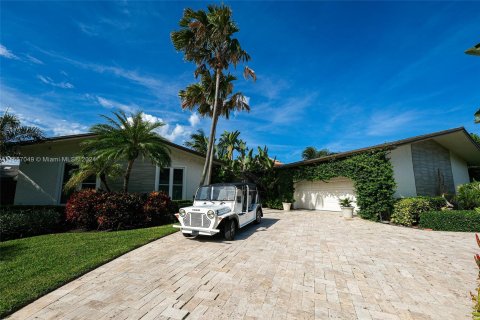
[65,189,102,229]
[94,193,145,230]
[143,191,176,225]
[65,190,177,231]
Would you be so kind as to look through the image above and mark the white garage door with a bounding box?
[293,177,357,211]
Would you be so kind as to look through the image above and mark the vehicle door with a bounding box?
[237,186,250,227]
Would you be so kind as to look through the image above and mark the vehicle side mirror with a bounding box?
[237,196,242,203]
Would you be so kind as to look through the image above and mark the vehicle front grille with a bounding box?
[183,212,211,228]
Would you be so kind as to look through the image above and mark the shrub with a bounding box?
[0,207,62,241]
[417,196,446,210]
[95,193,145,230]
[143,192,176,225]
[419,210,480,232]
[457,181,480,210]
[390,197,433,226]
[65,189,102,229]
[264,199,283,209]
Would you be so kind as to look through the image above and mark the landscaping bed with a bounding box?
[0,225,177,318]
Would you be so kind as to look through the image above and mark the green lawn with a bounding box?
[0,225,177,318]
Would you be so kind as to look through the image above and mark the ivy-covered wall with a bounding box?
[275,150,396,221]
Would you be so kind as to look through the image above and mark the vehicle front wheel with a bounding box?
[254,209,262,224]
[223,219,236,241]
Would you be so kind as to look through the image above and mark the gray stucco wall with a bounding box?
[411,140,455,196]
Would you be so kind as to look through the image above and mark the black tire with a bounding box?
[223,219,236,241]
[254,209,262,224]
[182,232,194,238]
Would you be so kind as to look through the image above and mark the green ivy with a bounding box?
[277,150,396,221]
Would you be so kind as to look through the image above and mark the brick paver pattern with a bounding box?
[9,210,477,319]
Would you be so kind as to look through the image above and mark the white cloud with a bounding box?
[366,110,419,136]
[52,121,88,136]
[37,75,74,89]
[127,112,196,143]
[0,44,19,60]
[25,54,44,65]
[96,96,135,112]
[188,113,200,127]
[0,85,89,137]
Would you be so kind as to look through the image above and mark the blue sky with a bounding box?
[1,1,479,163]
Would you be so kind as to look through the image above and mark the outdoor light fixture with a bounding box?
[465,43,480,56]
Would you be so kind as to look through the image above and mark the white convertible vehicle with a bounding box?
[174,183,263,240]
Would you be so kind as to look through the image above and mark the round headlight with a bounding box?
[179,209,186,217]
[207,210,215,219]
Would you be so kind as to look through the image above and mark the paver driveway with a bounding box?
[9,209,477,320]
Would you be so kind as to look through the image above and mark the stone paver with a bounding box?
[8,210,477,319]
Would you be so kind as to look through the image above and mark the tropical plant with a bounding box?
[472,133,480,145]
[457,181,480,210]
[64,155,122,192]
[184,129,209,155]
[339,197,353,207]
[218,130,242,160]
[302,146,334,160]
[172,4,255,186]
[0,110,43,157]
[81,111,171,192]
[475,109,480,124]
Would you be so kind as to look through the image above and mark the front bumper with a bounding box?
[173,224,220,236]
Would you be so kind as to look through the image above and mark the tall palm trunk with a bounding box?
[201,68,221,186]
[123,159,135,192]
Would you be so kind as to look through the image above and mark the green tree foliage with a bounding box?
[172,4,255,185]
[81,111,171,192]
[184,129,209,155]
[64,155,122,192]
[0,110,43,157]
[472,133,480,145]
[301,146,334,160]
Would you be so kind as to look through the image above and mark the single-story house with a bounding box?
[280,127,480,211]
[11,127,480,211]
[13,133,212,205]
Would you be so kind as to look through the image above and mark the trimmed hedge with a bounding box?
[419,210,480,232]
[390,197,446,226]
[0,208,63,241]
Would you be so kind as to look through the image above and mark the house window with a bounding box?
[157,167,184,200]
[60,163,97,204]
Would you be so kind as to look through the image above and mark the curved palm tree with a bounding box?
[0,110,43,157]
[184,129,209,155]
[81,111,171,192]
[172,4,255,186]
[218,130,241,161]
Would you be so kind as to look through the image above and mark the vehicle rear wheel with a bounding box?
[223,219,236,241]
[254,209,262,224]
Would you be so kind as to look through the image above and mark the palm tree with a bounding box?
[302,146,334,160]
[81,111,171,192]
[218,130,241,161]
[172,4,255,186]
[64,155,122,192]
[179,70,251,183]
[0,110,43,157]
[185,129,209,155]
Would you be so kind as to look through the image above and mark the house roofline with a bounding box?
[279,127,479,169]
[16,132,220,163]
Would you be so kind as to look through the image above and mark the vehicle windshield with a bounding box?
[195,186,236,201]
